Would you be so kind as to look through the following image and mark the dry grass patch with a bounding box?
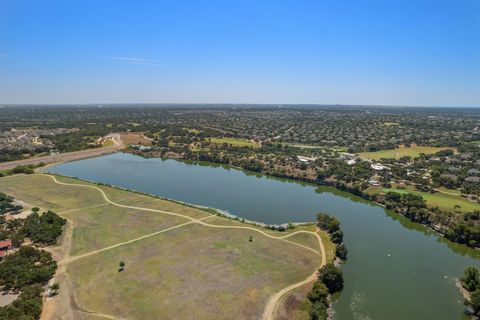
[68,223,318,320]
[358,145,456,160]
[1,174,322,320]
[120,133,152,146]
[0,174,105,211]
[63,204,187,255]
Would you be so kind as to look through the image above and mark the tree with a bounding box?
[49,283,60,296]
[331,230,343,244]
[316,213,340,233]
[462,267,480,292]
[335,244,348,260]
[310,301,328,320]
[318,263,344,294]
[21,210,66,245]
[470,289,480,316]
[307,281,329,304]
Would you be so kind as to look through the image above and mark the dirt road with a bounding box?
[41,174,325,320]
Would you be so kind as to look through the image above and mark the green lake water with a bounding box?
[47,152,480,320]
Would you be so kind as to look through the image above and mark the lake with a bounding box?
[47,152,480,320]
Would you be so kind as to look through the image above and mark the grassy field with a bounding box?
[273,228,336,320]
[358,145,455,160]
[185,128,201,134]
[382,122,400,126]
[281,143,348,152]
[101,138,115,147]
[208,137,259,148]
[366,184,479,213]
[0,174,323,320]
[120,133,152,146]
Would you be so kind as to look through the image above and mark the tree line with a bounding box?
[306,212,347,319]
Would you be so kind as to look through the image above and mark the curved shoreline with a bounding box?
[36,173,325,320]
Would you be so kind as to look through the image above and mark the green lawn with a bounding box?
[358,145,455,160]
[185,128,201,134]
[102,138,115,147]
[208,137,259,148]
[367,184,479,213]
[0,174,322,320]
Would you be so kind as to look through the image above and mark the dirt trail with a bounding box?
[40,174,325,320]
[263,227,326,320]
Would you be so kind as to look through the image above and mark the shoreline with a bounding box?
[37,150,480,252]
[132,152,480,252]
[40,171,316,231]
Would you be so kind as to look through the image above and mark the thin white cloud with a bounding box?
[110,56,163,66]
[0,52,7,57]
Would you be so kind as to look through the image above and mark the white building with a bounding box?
[371,163,389,171]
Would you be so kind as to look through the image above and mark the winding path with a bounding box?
[43,174,326,320]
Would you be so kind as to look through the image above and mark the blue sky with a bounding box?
[0,0,479,106]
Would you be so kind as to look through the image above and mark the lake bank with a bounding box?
[46,152,479,319]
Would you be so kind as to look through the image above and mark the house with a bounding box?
[339,153,358,165]
[465,176,480,183]
[368,179,381,186]
[346,159,357,165]
[340,153,357,160]
[371,163,389,171]
[0,239,12,261]
[468,169,480,176]
[440,173,458,182]
[0,239,12,251]
[448,166,461,173]
[460,153,473,161]
[297,155,317,164]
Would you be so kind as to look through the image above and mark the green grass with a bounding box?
[281,143,348,152]
[367,184,479,213]
[317,229,336,263]
[101,138,115,147]
[208,137,259,148]
[64,204,186,255]
[358,145,455,160]
[67,223,318,319]
[0,174,105,211]
[0,174,321,320]
[185,128,201,134]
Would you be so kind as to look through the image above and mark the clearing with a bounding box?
[366,184,479,213]
[358,145,456,160]
[120,133,153,146]
[0,174,325,320]
[208,137,259,148]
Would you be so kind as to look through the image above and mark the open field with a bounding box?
[273,229,336,320]
[280,143,348,152]
[120,133,153,145]
[209,137,259,148]
[366,184,479,213]
[0,174,324,320]
[101,138,115,147]
[358,145,455,160]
